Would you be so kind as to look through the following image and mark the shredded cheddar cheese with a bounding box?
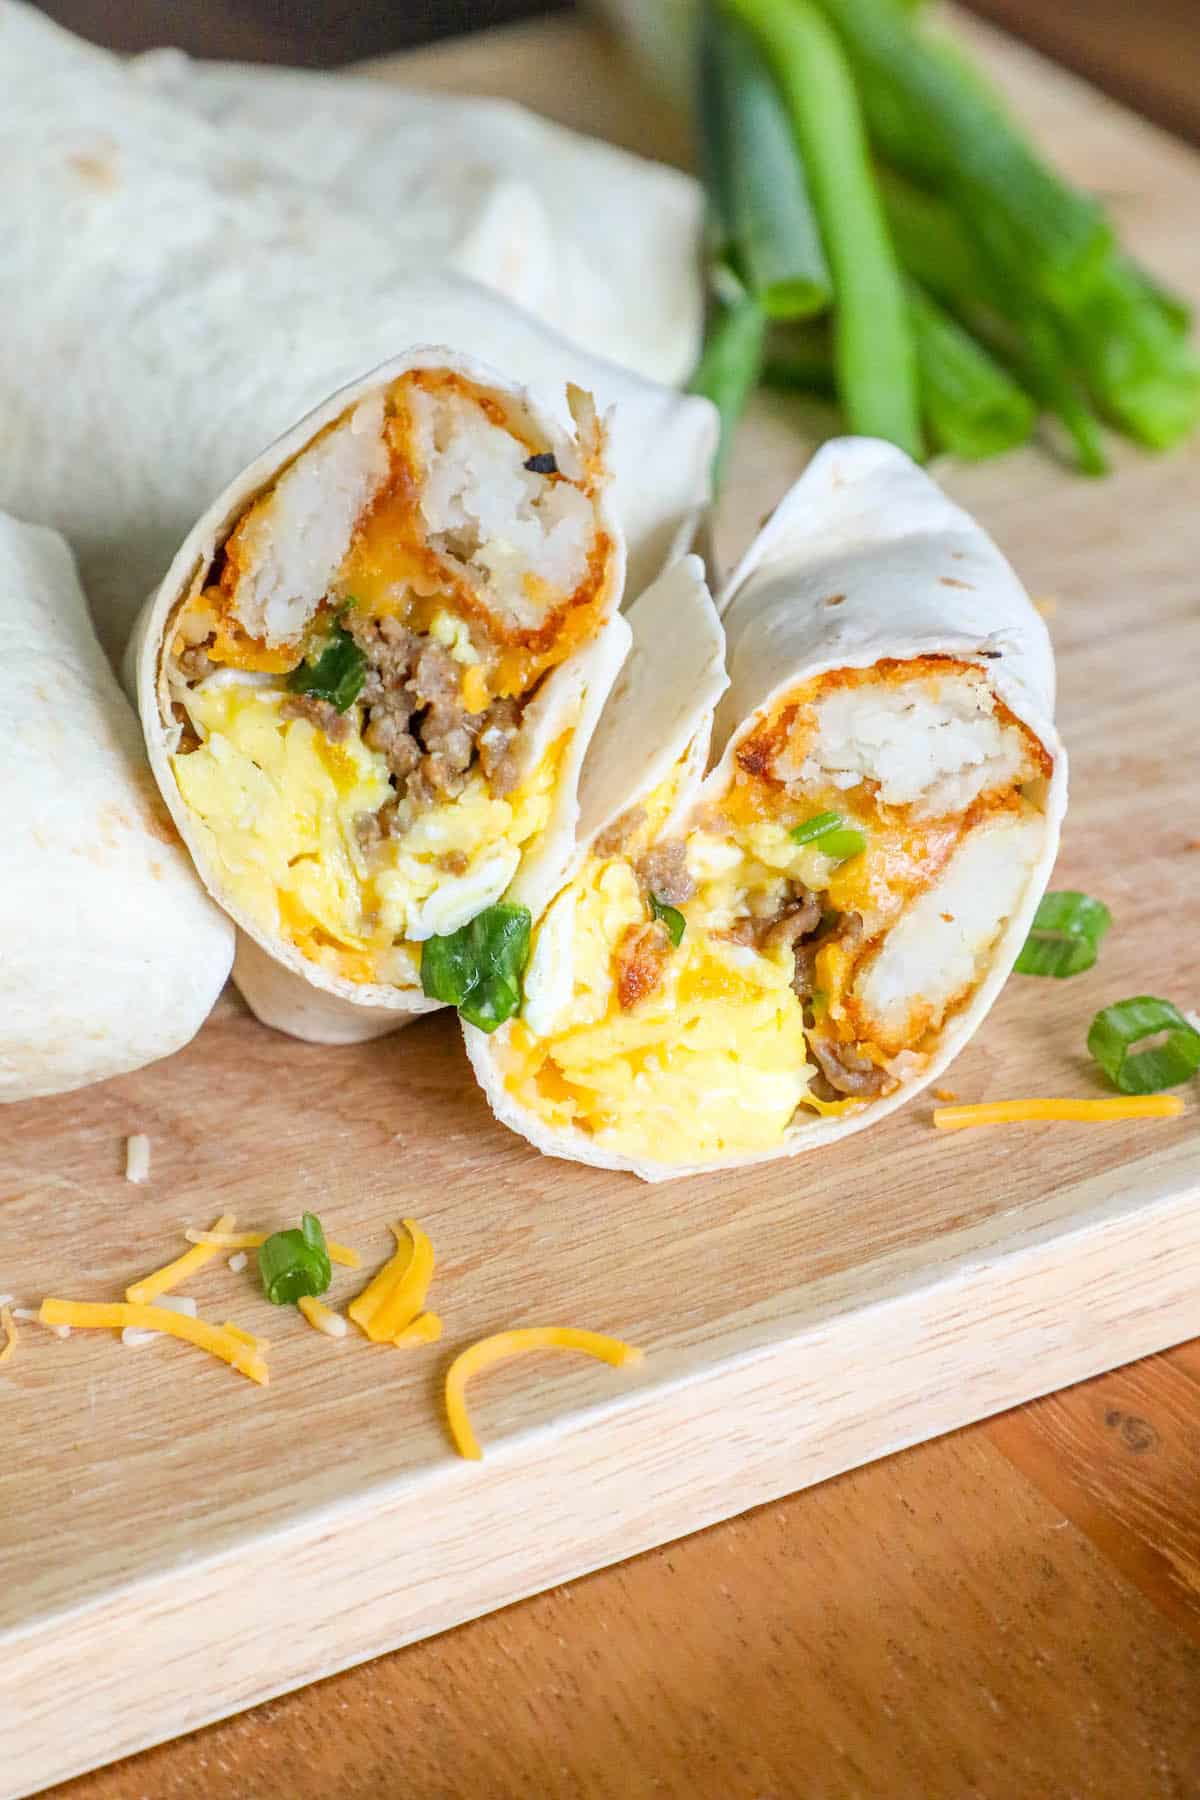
[0,1305,16,1366]
[38,1299,269,1384]
[221,1322,270,1355]
[298,1296,349,1339]
[127,1211,236,1304]
[184,1228,361,1268]
[348,1219,435,1343]
[392,1312,443,1348]
[444,1327,644,1461]
[933,1095,1185,1130]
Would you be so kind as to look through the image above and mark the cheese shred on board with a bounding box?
[0,1305,17,1366]
[38,1299,269,1384]
[393,1312,443,1348]
[348,1219,435,1344]
[186,1228,361,1268]
[445,1327,644,1461]
[126,1211,236,1304]
[221,1321,270,1354]
[933,1096,1185,1130]
[298,1295,348,1339]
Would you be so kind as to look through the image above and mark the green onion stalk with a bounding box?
[698,2,832,320]
[689,289,769,489]
[721,0,922,458]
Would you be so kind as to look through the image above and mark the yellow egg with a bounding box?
[171,683,562,980]
[506,821,816,1164]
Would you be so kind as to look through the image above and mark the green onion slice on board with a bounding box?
[1087,997,1200,1095]
[258,1212,333,1307]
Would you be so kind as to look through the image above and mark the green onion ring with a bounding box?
[1087,996,1200,1095]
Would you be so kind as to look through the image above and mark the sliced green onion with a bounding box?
[763,322,836,398]
[809,0,1113,311]
[699,4,832,320]
[1087,997,1200,1095]
[1015,891,1112,979]
[878,169,1110,474]
[878,166,990,313]
[420,903,532,1034]
[1017,313,1110,478]
[288,622,366,713]
[790,810,844,845]
[818,827,867,862]
[1061,257,1200,450]
[908,283,1036,459]
[688,290,768,490]
[258,1212,332,1307]
[649,894,687,947]
[723,0,922,458]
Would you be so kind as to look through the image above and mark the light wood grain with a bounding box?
[55,1428,1200,1800]
[4,12,1200,1796]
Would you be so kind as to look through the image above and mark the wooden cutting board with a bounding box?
[3,14,1198,1796]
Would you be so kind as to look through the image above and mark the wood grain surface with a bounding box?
[10,11,1200,1799]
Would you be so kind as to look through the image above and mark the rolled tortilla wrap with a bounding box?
[467,440,1067,1180]
[128,50,704,388]
[135,350,630,1044]
[0,514,233,1100]
[0,2,714,661]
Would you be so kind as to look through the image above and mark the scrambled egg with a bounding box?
[501,803,848,1165]
[172,679,557,983]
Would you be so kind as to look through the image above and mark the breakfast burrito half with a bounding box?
[1,513,232,1100]
[0,3,714,663]
[135,351,629,1044]
[467,439,1067,1179]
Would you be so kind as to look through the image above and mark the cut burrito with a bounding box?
[135,351,629,1044]
[467,440,1067,1179]
[0,2,713,661]
[1,514,233,1101]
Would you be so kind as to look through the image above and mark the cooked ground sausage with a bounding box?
[477,697,522,797]
[279,693,352,742]
[635,839,694,906]
[807,1033,893,1098]
[592,805,647,860]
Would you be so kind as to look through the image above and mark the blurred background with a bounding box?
[31,1,1200,145]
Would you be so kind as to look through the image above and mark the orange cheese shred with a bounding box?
[221,1322,271,1355]
[392,1311,443,1349]
[126,1211,236,1305]
[444,1327,644,1461]
[39,1299,268,1384]
[298,1296,349,1339]
[0,1305,16,1366]
[184,1228,361,1268]
[933,1095,1184,1131]
[348,1219,434,1343]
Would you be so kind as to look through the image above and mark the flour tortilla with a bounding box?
[463,553,730,1125]
[0,1,714,662]
[134,349,631,1046]
[0,515,233,1101]
[467,441,1067,1180]
[128,49,704,389]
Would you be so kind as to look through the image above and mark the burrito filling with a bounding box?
[498,658,1052,1164]
[162,371,613,985]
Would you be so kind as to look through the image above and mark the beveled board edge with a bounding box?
[6,1146,1199,1798]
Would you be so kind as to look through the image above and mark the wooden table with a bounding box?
[49,12,1200,1800]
